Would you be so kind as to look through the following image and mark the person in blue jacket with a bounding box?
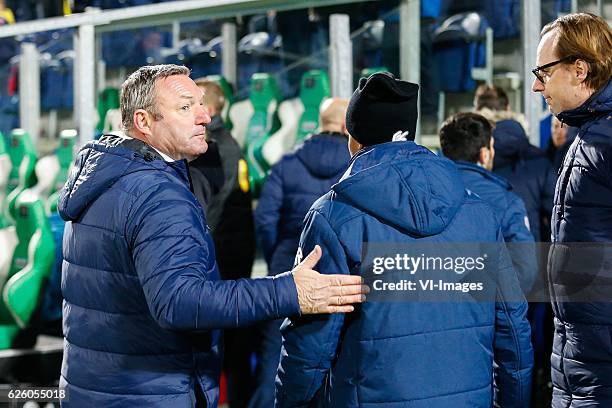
[275,72,533,407]
[474,84,556,243]
[57,64,367,408]
[439,112,537,293]
[531,13,612,407]
[250,97,351,408]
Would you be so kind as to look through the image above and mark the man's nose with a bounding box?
[532,77,544,93]
[196,105,211,125]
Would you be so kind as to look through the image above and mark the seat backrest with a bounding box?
[97,88,120,132]
[244,73,281,197]
[433,12,489,92]
[229,99,254,148]
[296,70,330,143]
[5,129,37,224]
[0,226,17,300]
[1,192,54,328]
[53,130,77,193]
[28,155,60,200]
[263,98,303,167]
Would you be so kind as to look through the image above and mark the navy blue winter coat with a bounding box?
[276,141,533,407]
[493,119,557,242]
[456,161,537,293]
[58,135,300,407]
[549,79,612,407]
[255,132,350,275]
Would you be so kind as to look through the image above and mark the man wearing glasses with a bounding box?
[532,13,612,407]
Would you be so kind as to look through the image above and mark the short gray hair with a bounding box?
[120,64,191,132]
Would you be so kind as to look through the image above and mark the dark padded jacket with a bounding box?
[276,141,533,407]
[58,134,299,407]
[549,80,612,408]
[456,161,537,293]
[254,132,350,275]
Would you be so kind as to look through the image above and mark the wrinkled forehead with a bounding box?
[155,75,204,103]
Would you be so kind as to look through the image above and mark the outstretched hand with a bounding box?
[292,245,369,314]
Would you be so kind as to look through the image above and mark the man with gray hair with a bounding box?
[57,64,367,407]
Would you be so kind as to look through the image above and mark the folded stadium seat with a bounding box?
[2,192,54,327]
[4,129,37,225]
[0,96,19,138]
[203,75,235,131]
[359,20,386,70]
[0,135,18,305]
[237,32,285,99]
[186,36,221,80]
[261,69,331,167]
[228,99,254,149]
[262,97,302,167]
[0,133,11,228]
[40,54,63,111]
[0,192,54,348]
[243,73,281,197]
[433,12,489,92]
[96,88,120,133]
[295,69,330,143]
[57,50,75,110]
[46,130,77,213]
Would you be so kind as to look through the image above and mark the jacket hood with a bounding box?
[455,161,512,191]
[332,141,465,236]
[477,107,529,131]
[58,134,188,221]
[492,119,545,170]
[557,79,612,128]
[295,132,350,178]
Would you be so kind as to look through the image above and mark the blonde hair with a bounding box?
[194,79,226,114]
[541,13,612,91]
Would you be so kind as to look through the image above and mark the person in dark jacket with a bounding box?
[531,13,612,407]
[439,112,537,293]
[275,72,533,407]
[57,64,367,407]
[189,79,257,408]
[474,84,557,243]
[250,97,351,408]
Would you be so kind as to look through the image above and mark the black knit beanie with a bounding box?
[345,72,419,146]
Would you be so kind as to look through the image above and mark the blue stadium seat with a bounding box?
[433,12,489,92]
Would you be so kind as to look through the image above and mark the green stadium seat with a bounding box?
[296,70,330,143]
[4,129,38,225]
[0,192,54,348]
[262,70,331,167]
[47,130,77,213]
[242,73,281,197]
[97,88,120,133]
[0,132,11,229]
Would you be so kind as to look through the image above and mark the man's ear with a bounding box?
[574,59,590,83]
[133,109,152,136]
[478,147,489,166]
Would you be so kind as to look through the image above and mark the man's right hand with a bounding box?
[291,245,369,314]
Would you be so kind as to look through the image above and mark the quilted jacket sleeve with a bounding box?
[500,194,537,293]
[127,180,300,330]
[275,208,349,407]
[254,160,284,264]
[493,229,534,408]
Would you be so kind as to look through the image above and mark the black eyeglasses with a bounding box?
[531,55,581,84]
